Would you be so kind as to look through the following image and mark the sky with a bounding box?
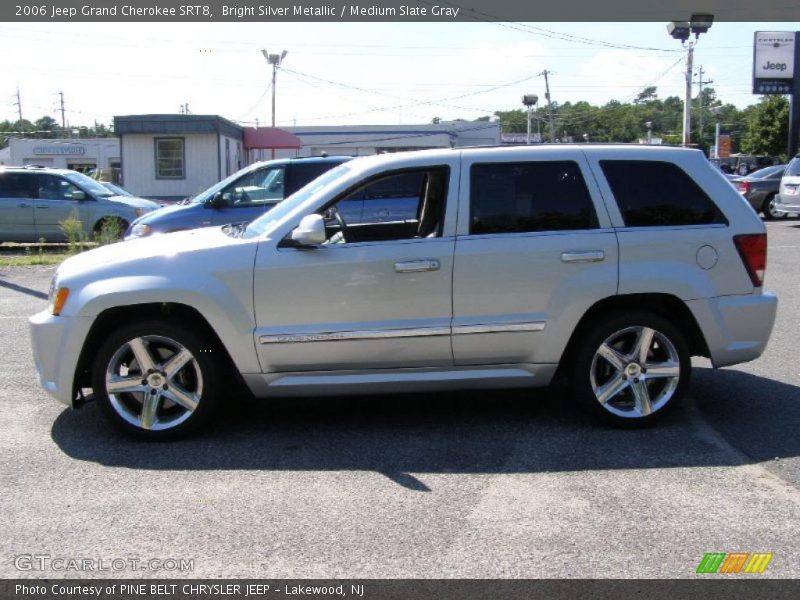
[1,20,798,129]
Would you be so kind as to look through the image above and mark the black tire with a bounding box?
[568,311,691,427]
[91,319,223,440]
[761,194,785,221]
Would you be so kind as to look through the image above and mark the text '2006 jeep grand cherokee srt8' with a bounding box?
[30,145,777,439]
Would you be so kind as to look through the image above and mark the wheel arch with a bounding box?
[557,293,710,376]
[73,303,242,395]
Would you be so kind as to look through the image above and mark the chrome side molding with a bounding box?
[258,321,546,345]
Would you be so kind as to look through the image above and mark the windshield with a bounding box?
[189,162,269,204]
[103,182,132,196]
[749,165,785,179]
[63,171,115,197]
[244,164,353,239]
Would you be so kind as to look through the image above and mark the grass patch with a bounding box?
[0,253,69,267]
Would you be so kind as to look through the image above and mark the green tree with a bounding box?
[741,96,789,160]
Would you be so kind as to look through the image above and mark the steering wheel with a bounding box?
[330,206,349,243]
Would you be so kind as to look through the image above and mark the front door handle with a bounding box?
[561,250,605,263]
[18,203,30,208]
[394,259,440,273]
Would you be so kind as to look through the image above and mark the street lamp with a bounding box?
[261,49,288,128]
[522,94,538,144]
[710,106,723,159]
[645,121,653,144]
[667,13,714,147]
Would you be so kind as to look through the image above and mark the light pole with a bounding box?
[522,94,538,144]
[667,14,713,147]
[261,49,288,128]
[645,121,653,144]
[710,106,722,160]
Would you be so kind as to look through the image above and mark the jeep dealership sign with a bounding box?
[753,31,797,94]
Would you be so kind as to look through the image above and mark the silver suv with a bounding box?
[29,145,777,439]
[775,155,800,215]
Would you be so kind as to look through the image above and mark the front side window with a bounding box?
[219,167,285,208]
[469,161,597,235]
[600,160,726,227]
[320,167,448,244]
[36,175,82,201]
[155,138,185,179]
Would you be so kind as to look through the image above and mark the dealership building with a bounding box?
[113,114,500,201]
[7,137,120,173]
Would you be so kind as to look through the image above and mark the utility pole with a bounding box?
[540,70,556,143]
[261,49,288,158]
[693,66,713,149]
[682,41,694,147]
[13,86,22,124]
[58,91,66,131]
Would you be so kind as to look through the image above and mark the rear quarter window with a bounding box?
[785,157,800,177]
[600,160,727,227]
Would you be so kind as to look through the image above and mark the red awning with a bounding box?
[243,127,302,150]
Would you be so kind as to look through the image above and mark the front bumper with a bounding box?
[687,292,778,368]
[29,311,94,407]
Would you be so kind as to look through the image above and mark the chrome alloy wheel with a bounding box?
[104,335,203,431]
[589,326,680,419]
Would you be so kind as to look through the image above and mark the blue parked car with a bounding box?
[125,156,353,239]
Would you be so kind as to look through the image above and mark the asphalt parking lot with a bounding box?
[1,221,799,579]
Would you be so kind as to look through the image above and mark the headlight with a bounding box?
[130,223,152,237]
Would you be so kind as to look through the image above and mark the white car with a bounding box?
[30,145,777,439]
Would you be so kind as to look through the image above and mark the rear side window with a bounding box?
[286,162,338,196]
[0,173,32,198]
[470,161,597,235]
[786,157,800,177]
[600,160,726,227]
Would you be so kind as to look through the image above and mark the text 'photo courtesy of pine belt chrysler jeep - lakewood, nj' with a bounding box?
[29,145,777,440]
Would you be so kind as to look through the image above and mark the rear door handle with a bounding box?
[34,204,50,209]
[561,250,605,263]
[394,259,440,273]
[18,203,30,208]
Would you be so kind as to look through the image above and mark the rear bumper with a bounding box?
[687,292,777,368]
[774,196,800,214]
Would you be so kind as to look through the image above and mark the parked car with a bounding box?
[731,164,787,219]
[30,145,777,439]
[125,156,353,239]
[775,155,800,217]
[714,154,780,177]
[0,166,160,242]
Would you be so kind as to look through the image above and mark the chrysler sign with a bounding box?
[753,31,797,94]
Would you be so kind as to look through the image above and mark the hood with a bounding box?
[57,226,244,279]
[106,195,162,210]
[132,202,198,224]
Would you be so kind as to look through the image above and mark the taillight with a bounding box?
[737,181,751,194]
[733,233,767,287]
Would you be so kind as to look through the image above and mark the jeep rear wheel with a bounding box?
[570,311,690,426]
[92,319,222,439]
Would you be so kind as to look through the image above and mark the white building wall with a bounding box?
[121,133,219,199]
[9,138,120,170]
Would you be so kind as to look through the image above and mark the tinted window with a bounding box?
[786,157,800,177]
[470,161,597,235]
[0,173,32,198]
[287,162,339,195]
[600,160,726,227]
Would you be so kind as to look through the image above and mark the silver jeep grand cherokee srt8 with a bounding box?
[30,145,777,439]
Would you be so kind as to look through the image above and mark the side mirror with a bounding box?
[72,190,86,201]
[207,192,224,209]
[290,214,326,247]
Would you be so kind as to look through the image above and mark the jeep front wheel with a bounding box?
[91,319,222,439]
